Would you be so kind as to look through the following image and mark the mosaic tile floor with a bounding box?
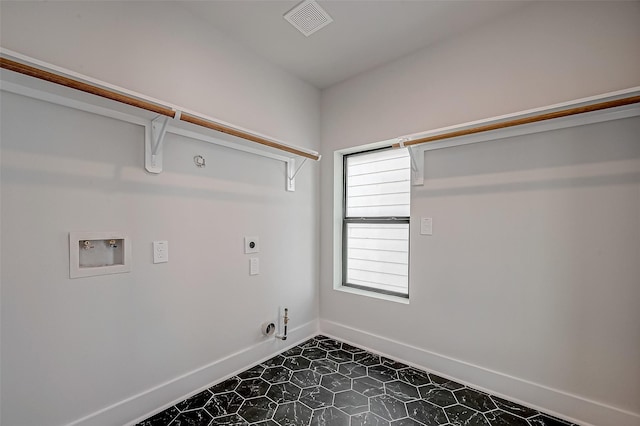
[137,335,578,426]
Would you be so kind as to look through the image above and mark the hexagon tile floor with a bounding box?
[136,335,579,426]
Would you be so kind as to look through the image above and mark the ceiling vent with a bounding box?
[284,0,333,37]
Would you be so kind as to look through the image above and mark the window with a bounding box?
[343,148,411,297]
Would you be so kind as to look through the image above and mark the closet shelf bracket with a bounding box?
[286,157,308,192]
[145,111,181,174]
[399,139,424,186]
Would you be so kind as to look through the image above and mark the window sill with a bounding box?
[334,285,410,305]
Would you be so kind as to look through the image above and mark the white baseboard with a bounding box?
[66,319,318,426]
[319,319,640,426]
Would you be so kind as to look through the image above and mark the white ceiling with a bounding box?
[181,1,530,89]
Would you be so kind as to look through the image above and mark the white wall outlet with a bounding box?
[250,257,259,275]
[153,241,168,263]
[420,217,433,235]
[244,236,259,254]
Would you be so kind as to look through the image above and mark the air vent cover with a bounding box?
[284,0,333,37]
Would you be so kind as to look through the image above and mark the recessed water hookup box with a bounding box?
[69,231,131,278]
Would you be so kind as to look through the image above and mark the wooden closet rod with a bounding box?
[392,95,640,149]
[0,57,321,161]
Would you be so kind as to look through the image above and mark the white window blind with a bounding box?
[346,149,411,218]
[344,149,410,297]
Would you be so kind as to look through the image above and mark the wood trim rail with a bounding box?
[1,57,320,161]
[392,95,640,149]
[180,113,318,159]
[1,58,177,118]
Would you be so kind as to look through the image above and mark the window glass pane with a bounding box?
[345,223,409,295]
[346,149,410,217]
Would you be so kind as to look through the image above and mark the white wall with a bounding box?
[0,2,320,426]
[320,2,640,426]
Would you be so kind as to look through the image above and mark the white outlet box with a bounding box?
[153,241,168,263]
[69,231,131,278]
[244,236,259,254]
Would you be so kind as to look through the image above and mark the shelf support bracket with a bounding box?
[399,138,424,186]
[286,157,308,192]
[145,111,180,173]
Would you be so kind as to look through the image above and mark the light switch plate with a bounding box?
[153,241,168,263]
[250,257,259,275]
[420,217,433,235]
[244,236,259,254]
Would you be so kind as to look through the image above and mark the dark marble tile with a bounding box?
[281,346,304,357]
[303,347,329,360]
[351,412,390,426]
[368,365,399,382]
[237,396,277,423]
[384,381,420,402]
[454,388,496,413]
[390,419,423,426]
[284,356,311,371]
[341,343,365,354]
[370,395,408,421]
[262,366,292,384]
[485,409,529,426]
[490,396,538,419]
[300,386,334,409]
[263,355,286,368]
[406,400,448,425]
[444,404,490,426]
[300,339,319,349]
[318,339,343,351]
[204,391,244,417]
[176,390,212,411]
[381,358,410,370]
[213,413,250,425]
[397,369,431,387]
[321,372,351,392]
[137,335,577,426]
[236,378,270,399]
[339,362,367,379]
[291,369,323,388]
[136,406,179,426]
[418,384,457,408]
[310,359,339,375]
[352,376,385,397]
[255,421,279,426]
[238,365,265,380]
[328,350,355,363]
[429,374,464,391]
[310,406,350,426]
[170,409,212,426]
[210,377,242,394]
[354,352,381,367]
[273,401,312,426]
[334,389,369,415]
[315,335,333,341]
[528,414,576,426]
[267,382,302,404]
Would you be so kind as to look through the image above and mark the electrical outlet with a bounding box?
[153,241,168,263]
[420,217,433,235]
[244,236,259,254]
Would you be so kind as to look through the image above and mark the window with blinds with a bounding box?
[343,148,410,297]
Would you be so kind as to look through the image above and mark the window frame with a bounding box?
[341,147,411,298]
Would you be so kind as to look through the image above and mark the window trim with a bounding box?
[341,147,410,299]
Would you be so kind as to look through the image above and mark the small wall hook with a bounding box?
[194,155,206,168]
